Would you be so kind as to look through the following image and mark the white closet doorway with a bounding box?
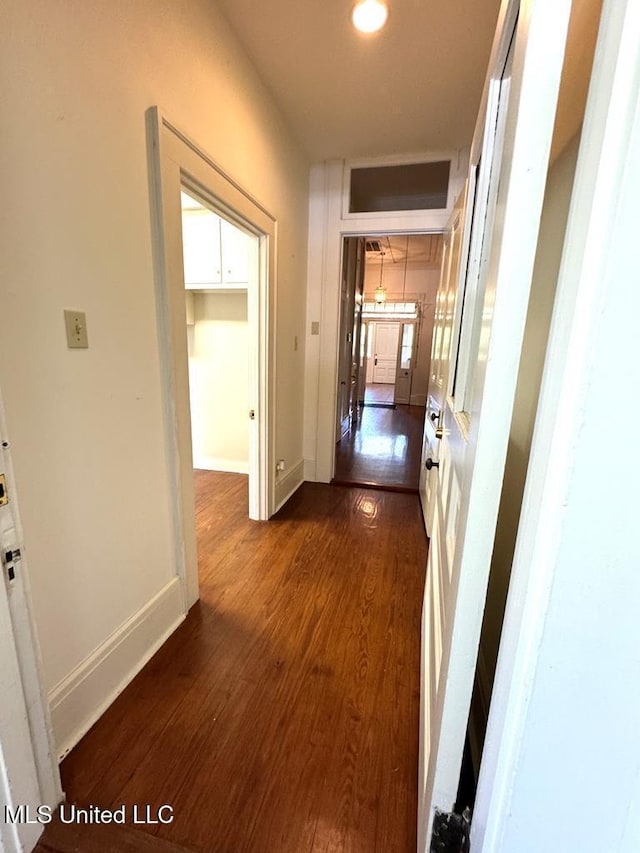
[181,192,256,486]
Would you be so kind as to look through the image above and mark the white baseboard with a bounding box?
[274,459,304,512]
[193,455,249,474]
[49,577,185,760]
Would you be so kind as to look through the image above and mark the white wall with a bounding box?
[188,293,249,473]
[363,261,439,299]
[0,0,309,752]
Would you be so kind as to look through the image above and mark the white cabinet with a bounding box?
[182,209,222,287]
[182,208,249,290]
[220,218,249,284]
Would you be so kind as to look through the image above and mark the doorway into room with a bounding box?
[332,234,441,492]
[181,191,256,503]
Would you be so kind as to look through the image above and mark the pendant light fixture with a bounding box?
[374,250,387,303]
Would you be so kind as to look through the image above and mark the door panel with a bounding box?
[337,240,357,438]
[350,240,365,422]
[372,322,400,383]
[419,195,465,535]
[418,2,570,845]
[394,322,416,404]
[420,41,513,838]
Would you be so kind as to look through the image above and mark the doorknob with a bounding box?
[425,458,439,470]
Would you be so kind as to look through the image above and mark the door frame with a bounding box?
[147,108,276,609]
[330,230,443,478]
[0,388,62,853]
[472,0,640,846]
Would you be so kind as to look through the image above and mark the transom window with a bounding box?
[362,301,418,319]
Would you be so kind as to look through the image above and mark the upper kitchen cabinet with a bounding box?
[181,196,250,290]
[220,218,250,284]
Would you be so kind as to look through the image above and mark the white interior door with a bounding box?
[419,192,466,535]
[372,322,400,383]
[336,238,359,438]
[394,322,416,405]
[418,0,572,847]
[0,390,62,852]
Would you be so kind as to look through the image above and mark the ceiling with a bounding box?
[366,234,442,267]
[215,0,502,161]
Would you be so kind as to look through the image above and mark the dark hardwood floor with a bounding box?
[334,404,426,492]
[37,472,427,853]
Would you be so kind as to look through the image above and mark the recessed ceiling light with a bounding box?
[351,0,389,34]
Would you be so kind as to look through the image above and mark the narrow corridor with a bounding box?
[39,472,427,852]
[334,405,426,492]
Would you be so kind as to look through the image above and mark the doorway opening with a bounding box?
[332,234,441,492]
[181,190,259,517]
[147,109,276,609]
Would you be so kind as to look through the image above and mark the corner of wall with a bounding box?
[48,578,185,760]
[274,459,305,512]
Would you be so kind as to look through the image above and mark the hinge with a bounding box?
[430,808,472,853]
[3,548,21,583]
[0,473,7,506]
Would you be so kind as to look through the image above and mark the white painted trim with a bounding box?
[193,457,249,475]
[341,149,464,221]
[305,149,468,485]
[49,577,184,761]
[472,0,640,848]
[303,458,317,481]
[274,459,305,513]
[147,107,277,608]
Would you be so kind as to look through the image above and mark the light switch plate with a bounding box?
[64,310,89,348]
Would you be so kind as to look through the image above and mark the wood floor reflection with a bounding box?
[334,404,426,492]
[42,473,427,853]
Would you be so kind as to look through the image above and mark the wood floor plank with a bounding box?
[35,818,195,853]
[59,474,427,852]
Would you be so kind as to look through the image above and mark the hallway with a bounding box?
[364,383,395,406]
[334,405,426,492]
[42,472,428,852]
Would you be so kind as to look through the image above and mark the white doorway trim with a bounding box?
[147,108,276,609]
[305,152,466,484]
[315,221,445,483]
